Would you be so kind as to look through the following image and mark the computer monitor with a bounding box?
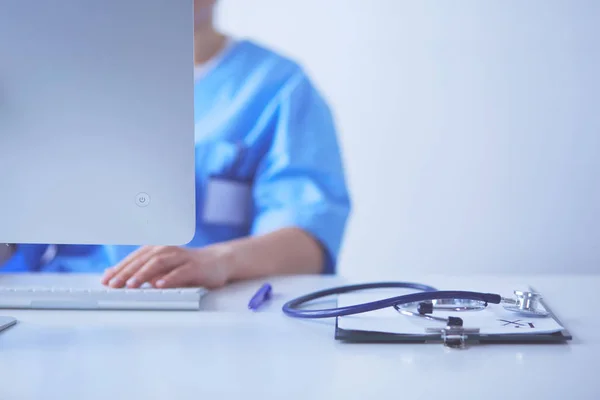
[0,1,196,245]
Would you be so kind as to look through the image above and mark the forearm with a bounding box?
[221,227,325,282]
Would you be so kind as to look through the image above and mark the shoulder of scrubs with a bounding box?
[224,41,352,274]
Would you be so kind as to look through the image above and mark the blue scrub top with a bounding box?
[1,39,351,275]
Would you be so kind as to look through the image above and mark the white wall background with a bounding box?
[216,0,600,279]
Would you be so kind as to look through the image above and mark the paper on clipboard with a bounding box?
[336,292,565,336]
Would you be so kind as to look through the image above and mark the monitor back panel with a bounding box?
[0,1,196,245]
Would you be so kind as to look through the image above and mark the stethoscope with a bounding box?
[281,282,549,325]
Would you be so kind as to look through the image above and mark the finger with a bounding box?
[150,277,162,288]
[108,247,169,288]
[154,264,198,289]
[126,251,187,288]
[100,267,116,285]
[101,247,154,285]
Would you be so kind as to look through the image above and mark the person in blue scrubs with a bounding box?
[1,0,351,289]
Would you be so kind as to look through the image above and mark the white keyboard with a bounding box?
[0,287,206,310]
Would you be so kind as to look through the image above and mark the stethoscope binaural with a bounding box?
[281,282,549,323]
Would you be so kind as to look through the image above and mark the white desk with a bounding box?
[0,273,598,400]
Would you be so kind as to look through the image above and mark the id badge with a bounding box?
[202,176,252,226]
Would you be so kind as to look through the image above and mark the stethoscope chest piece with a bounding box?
[502,290,549,317]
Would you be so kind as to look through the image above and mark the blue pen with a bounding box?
[248,283,272,311]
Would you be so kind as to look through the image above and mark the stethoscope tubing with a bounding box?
[281,282,503,319]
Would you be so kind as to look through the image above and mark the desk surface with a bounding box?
[0,273,598,400]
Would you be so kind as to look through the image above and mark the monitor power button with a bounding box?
[135,193,151,207]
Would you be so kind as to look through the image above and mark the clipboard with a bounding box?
[334,287,572,348]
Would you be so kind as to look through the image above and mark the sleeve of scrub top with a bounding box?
[250,71,352,274]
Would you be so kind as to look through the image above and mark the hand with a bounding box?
[101,245,233,289]
[0,244,15,265]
